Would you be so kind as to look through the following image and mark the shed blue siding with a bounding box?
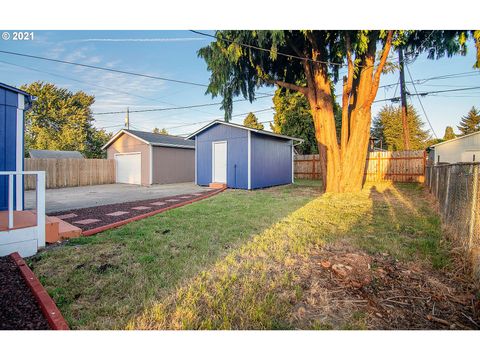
[196,123,249,189]
[251,132,292,189]
[0,88,21,210]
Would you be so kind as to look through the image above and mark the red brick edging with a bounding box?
[82,187,226,237]
[10,252,69,330]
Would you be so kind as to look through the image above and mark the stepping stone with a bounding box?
[106,211,130,217]
[57,213,77,220]
[131,206,151,210]
[165,199,180,202]
[74,218,101,225]
[150,202,166,206]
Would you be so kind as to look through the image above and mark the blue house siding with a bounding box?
[0,87,21,210]
[196,123,249,189]
[251,132,292,189]
[0,84,26,210]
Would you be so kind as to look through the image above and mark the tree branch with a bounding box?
[365,30,393,105]
[264,78,309,95]
[341,32,354,151]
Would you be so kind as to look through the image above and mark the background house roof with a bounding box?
[29,149,85,159]
[429,130,480,148]
[102,129,195,150]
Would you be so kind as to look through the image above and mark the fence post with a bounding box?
[468,165,479,251]
[377,152,381,181]
[8,174,14,228]
[36,172,46,249]
[312,155,316,179]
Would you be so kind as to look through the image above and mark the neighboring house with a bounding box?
[187,120,303,189]
[0,82,33,211]
[429,130,480,164]
[29,149,84,159]
[0,83,46,257]
[102,129,195,186]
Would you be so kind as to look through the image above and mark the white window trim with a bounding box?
[247,131,252,190]
[211,141,227,184]
[291,142,294,184]
[16,94,25,210]
[194,137,198,184]
[149,145,153,185]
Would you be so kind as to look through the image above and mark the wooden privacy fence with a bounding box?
[295,150,426,183]
[24,158,115,190]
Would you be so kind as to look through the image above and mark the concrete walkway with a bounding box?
[25,182,209,213]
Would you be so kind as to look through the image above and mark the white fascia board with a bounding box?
[247,131,251,190]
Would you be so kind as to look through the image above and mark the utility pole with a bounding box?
[398,47,411,150]
[125,107,130,130]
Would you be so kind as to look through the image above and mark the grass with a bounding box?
[29,183,320,329]
[29,180,447,329]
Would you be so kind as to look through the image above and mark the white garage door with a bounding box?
[115,153,141,185]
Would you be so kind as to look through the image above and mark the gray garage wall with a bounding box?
[152,146,195,184]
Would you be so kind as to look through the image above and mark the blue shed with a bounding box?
[0,82,33,211]
[187,121,302,190]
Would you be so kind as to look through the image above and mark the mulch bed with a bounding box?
[0,256,50,330]
[289,243,480,330]
[48,189,217,232]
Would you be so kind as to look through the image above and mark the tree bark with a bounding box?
[299,31,393,193]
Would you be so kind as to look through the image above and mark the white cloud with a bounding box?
[63,37,206,44]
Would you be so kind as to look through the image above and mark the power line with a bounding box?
[92,94,274,115]
[190,30,346,67]
[166,108,274,132]
[405,63,438,138]
[0,49,209,88]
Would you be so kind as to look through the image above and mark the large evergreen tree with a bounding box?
[458,106,480,135]
[443,126,456,141]
[371,104,429,150]
[271,88,342,154]
[21,81,111,158]
[153,127,169,135]
[243,112,264,130]
[198,30,479,192]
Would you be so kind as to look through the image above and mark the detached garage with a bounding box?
[102,129,195,186]
[187,121,302,190]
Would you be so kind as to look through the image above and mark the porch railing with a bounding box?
[0,171,46,248]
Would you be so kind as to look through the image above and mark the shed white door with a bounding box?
[115,153,141,185]
[212,141,227,183]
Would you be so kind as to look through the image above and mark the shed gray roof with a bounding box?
[29,149,85,159]
[102,129,195,150]
[0,82,31,97]
[186,120,304,142]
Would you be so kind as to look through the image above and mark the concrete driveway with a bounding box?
[25,182,209,213]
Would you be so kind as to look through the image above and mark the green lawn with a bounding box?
[29,180,446,329]
[29,181,320,329]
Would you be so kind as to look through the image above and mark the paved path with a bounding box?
[47,189,220,233]
[25,182,209,213]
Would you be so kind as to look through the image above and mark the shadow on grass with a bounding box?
[127,182,446,329]
[28,182,322,329]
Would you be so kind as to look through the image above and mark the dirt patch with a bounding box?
[0,256,50,330]
[289,243,480,330]
[49,190,217,232]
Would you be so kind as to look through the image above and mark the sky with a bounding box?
[0,30,478,139]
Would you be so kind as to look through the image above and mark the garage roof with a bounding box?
[102,129,195,150]
[186,120,304,142]
[29,149,85,159]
